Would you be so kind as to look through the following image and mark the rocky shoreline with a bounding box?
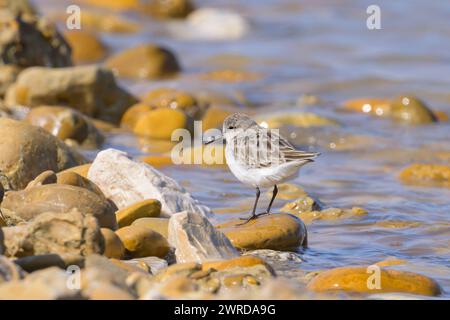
[0,0,447,300]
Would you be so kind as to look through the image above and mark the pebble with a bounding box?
[116,199,161,228]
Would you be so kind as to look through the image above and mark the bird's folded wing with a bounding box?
[232,129,319,169]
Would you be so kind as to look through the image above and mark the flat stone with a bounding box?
[168,211,239,263]
[87,148,212,217]
[216,213,307,251]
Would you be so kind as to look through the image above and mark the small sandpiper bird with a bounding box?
[206,113,319,223]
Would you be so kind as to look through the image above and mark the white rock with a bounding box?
[168,211,239,263]
[87,148,212,217]
[168,8,249,41]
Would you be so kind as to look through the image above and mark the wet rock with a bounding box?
[389,95,437,124]
[342,96,438,124]
[257,112,339,128]
[64,30,107,64]
[0,11,71,67]
[132,217,169,239]
[25,106,105,148]
[133,108,190,139]
[55,171,104,197]
[14,253,85,273]
[100,228,125,259]
[0,267,82,299]
[141,0,194,19]
[105,44,180,80]
[0,65,20,96]
[307,266,442,296]
[0,255,25,282]
[170,8,249,40]
[281,207,367,224]
[216,213,307,251]
[116,199,161,228]
[280,194,323,213]
[115,225,170,259]
[374,220,422,229]
[120,103,154,129]
[1,184,117,229]
[5,65,137,124]
[3,209,103,258]
[399,164,450,188]
[0,118,85,190]
[141,88,204,119]
[87,148,212,217]
[168,211,239,263]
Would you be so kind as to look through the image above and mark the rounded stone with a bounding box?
[25,106,104,148]
[141,88,202,119]
[115,225,170,258]
[390,95,437,124]
[131,217,169,239]
[100,228,126,259]
[105,44,180,80]
[216,213,307,251]
[120,103,154,130]
[116,199,161,228]
[307,266,442,296]
[64,30,107,63]
[133,108,188,139]
[0,118,85,190]
[1,184,117,230]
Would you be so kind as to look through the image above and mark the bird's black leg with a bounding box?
[238,187,260,225]
[265,184,278,214]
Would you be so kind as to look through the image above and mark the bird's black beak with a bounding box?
[203,134,223,145]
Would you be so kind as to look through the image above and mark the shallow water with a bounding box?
[38,0,450,297]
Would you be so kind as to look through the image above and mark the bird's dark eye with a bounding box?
[228,126,235,129]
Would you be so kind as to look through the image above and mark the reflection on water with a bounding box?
[38,0,450,297]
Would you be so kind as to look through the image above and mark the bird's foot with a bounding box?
[236,212,270,225]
